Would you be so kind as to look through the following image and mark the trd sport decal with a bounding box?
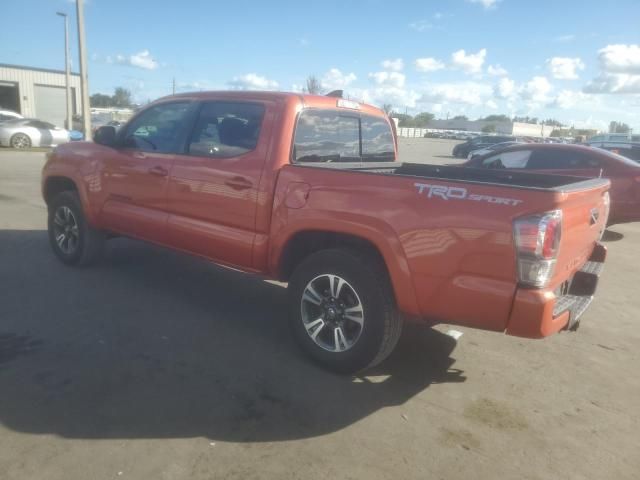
[414,183,523,206]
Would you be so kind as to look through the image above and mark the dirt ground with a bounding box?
[0,141,639,480]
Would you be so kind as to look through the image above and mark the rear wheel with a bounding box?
[288,248,402,374]
[10,133,31,149]
[48,191,105,266]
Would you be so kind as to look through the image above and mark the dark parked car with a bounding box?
[463,143,640,224]
[452,135,516,158]
[592,142,640,162]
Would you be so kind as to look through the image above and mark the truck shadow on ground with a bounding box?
[0,230,465,442]
[601,229,624,242]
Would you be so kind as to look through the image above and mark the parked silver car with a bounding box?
[0,118,70,148]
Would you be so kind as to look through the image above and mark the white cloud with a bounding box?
[485,99,498,109]
[597,44,640,73]
[369,71,405,88]
[381,58,404,71]
[108,50,159,70]
[227,73,279,90]
[415,57,445,72]
[584,73,640,94]
[356,86,420,109]
[520,76,553,103]
[487,64,508,76]
[494,77,516,98]
[548,89,586,109]
[467,0,500,9]
[322,68,357,90]
[547,57,585,80]
[582,44,640,94]
[451,48,487,74]
[409,20,433,32]
[554,34,576,42]
[419,82,493,106]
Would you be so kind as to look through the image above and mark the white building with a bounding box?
[0,63,83,128]
[424,119,555,137]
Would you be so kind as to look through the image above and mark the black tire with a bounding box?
[10,133,31,149]
[47,191,105,266]
[288,248,403,374]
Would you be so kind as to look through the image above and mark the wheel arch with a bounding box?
[274,228,420,317]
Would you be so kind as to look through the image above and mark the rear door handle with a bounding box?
[149,166,169,177]
[225,176,253,190]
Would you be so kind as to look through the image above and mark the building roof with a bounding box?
[0,63,80,77]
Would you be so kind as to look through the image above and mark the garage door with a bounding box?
[34,84,66,128]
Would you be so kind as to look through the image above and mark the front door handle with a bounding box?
[149,165,169,177]
[225,176,253,190]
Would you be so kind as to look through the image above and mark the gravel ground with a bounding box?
[0,144,639,480]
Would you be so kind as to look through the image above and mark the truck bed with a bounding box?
[297,162,609,191]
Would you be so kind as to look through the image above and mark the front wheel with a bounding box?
[48,191,105,266]
[288,248,403,374]
[10,133,32,149]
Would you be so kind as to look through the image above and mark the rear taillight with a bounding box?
[513,210,562,288]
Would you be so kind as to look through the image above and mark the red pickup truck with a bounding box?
[42,91,610,373]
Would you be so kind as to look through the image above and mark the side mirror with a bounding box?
[93,125,117,146]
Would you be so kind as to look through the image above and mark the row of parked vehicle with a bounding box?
[0,108,123,149]
[0,109,80,148]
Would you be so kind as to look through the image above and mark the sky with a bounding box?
[2,0,640,131]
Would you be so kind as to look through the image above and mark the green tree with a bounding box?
[544,118,564,127]
[609,121,630,133]
[393,113,414,127]
[382,104,393,115]
[304,75,323,94]
[482,114,510,122]
[452,115,468,121]
[513,115,538,124]
[89,93,113,107]
[112,87,132,107]
[413,112,435,127]
[482,124,496,133]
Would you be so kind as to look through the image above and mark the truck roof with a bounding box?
[154,90,387,117]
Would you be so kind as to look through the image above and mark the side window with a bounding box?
[188,101,265,158]
[293,110,360,163]
[528,150,599,169]
[361,115,395,162]
[124,102,192,153]
[481,150,531,169]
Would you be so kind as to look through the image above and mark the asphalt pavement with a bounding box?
[0,142,639,480]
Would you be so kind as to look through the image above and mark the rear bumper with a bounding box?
[506,243,606,338]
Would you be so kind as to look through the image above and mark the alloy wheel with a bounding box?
[52,206,80,255]
[300,274,365,352]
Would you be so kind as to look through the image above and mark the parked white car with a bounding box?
[0,110,23,123]
[0,118,70,148]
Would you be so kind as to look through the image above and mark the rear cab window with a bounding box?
[293,109,395,163]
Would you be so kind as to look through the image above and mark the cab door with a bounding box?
[165,100,272,268]
[99,101,196,244]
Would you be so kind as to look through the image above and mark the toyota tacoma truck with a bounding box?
[42,91,610,373]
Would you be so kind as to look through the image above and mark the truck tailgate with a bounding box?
[550,182,609,288]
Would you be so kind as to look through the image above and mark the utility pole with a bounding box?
[76,0,91,139]
[56,12,72,131]
[172,77,176,95]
